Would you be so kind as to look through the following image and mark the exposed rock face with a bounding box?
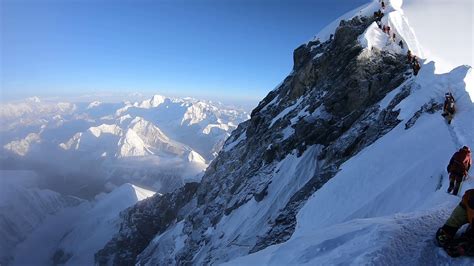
[97,15,413,265]
[95,182,199,265]
[405,99,443,129]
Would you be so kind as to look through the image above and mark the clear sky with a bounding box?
[1,0,369,104]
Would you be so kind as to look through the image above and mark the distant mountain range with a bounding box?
[0,95,249,196]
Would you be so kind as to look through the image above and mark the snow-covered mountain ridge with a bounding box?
[0,95,249,196]
[0,170,83,265]
[95,0,474,265]
[0,169,156,266]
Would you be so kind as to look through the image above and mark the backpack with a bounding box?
[446,98,455,113]
[449,150,472,176]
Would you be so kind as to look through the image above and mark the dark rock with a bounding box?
[95,182,199,265]
[97,14,414,265]
[405,99,443,129]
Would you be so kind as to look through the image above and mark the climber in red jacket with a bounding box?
[447,146,472,196]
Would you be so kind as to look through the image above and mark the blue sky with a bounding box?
[1,0,368,103]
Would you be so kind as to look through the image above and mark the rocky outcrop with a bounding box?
[95,182,199,265]
[97,15,413,265]
[405,99,443,129]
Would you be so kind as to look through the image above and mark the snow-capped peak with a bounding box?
[88,124,122,138]
[87,101,103,109]
[138,94,167,108]
[26,96,41,103]
[314,0,422,57]
[187,150,206,164]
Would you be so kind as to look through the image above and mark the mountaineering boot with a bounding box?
[448,181,454,193]
[436,228,452,247]
[443,236,474,257]
[436,225,458,247]
[453,183,461,196]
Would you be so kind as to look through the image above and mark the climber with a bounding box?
[412,58,421,76]
[381,1,385,9]
[392,33,396,42]
[386,25,391,36]
[398,40,404,49]
[329,34,334,41]
[412,63,421,76]
[442,92,456,124]
[374,10,384,22]
[436,188,474,257]
[447,146,472,196]
[407,50,413,62]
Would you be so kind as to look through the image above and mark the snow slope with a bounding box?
[0,170,82,265]
[11,183,155,266]
[229,65,474,265]
[226,0,474,265]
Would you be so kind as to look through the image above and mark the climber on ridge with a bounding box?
[412,56,421,76]
[436,187,474,257]
[373,10,384,22]
[407,50,413,62]
[446,146,472,196]
[442,92,456,124]
[398,40,404,49]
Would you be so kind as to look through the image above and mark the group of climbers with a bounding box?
[435,87,471,256]
[323,0,469,258]
[433,86,474,257]
[361,0,472,259]
[373,9,384,22]
[377,1,420,75]
[373,2,404,51]
[382,25,391,36]
[375,1,470,256]
[436,146,473,257]
[407,50,421,76]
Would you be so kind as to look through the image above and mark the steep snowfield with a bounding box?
[230,66,474,265]
[11,183,155,266]
[226,0,474,265]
